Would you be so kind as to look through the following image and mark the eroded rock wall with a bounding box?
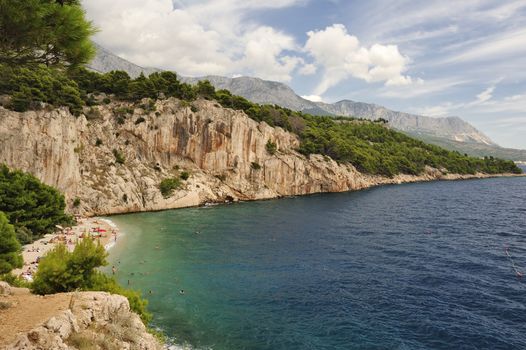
[0,98,508,216]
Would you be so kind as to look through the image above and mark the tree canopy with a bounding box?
[0,164,73,244]
[0,211,23,274]
[0,0,96,67]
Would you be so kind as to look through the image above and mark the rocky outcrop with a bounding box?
[0,98,520,216]
[5,291,162,350]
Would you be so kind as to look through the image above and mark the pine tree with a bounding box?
[0,211,23,274]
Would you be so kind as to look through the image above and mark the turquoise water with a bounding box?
[106,176,526,349]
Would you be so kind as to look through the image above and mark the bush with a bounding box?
[32,239,107,294]
[113,149,125,164]
[251,162,261,170]
[159,178,181,197]
[0,272,31,288]
[135,117,146,125]
[95,138,103,146]
[90,273,152,324]
[0,212,23,274]
[31,239,152,324]
[73,198,81,207]
[180,171,190,180]
[266,140,277,155]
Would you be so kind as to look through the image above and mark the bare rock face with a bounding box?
[6,292,162,350]
[0,98,374,215]
[0,98,509,216]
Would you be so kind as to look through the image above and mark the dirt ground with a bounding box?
[0,287,71,347]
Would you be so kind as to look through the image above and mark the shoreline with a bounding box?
[12,172,524,280]
[12,217,120,281]
[95,171,526,218]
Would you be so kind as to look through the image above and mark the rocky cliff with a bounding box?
[0,98,516,216]
[1,282,162,350]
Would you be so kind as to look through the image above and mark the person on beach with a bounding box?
[112,265,116,275]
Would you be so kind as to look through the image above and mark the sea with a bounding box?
[106,171,526,350]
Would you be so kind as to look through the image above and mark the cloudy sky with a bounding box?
[83,0,526,149]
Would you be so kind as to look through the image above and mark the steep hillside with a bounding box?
[182,75,325,112]
[318,100,495,145]
[87,43,160,78]
[1,98,514,217]
[408,132,526,162]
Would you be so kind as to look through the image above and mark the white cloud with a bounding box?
[380,78,462,99]
[413,102,455,117]
[441,28,526,64]
[304,24,416,95]
[299,63,317,75]
[301,95,324,102]
[475,86,495,103]
[83,0,304,80]
[239,26,300,82]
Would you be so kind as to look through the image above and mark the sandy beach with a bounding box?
[12,217,120,280]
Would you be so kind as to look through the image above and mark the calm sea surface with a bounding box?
[106,174,526,350]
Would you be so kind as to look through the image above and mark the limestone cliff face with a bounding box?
[5,290,162,350]
[0,98,510,216]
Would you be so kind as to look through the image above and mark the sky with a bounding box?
[83,0,526,149]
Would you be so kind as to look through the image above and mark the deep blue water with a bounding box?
[107,175,526,350]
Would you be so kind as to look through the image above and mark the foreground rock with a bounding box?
[0,98,521,216]
[2,287,161,350]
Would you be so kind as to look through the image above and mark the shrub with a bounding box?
[251,162,261,170]
[159,178,181,197]
[102,97,111,104]
[135,117,146,125]
[73,198,81,207]
[180,171,190,180]
[31,239,152,324]
[215,174,226,182]
[0,212,23,274]
[95,138,103,146]
[0,272,31,288]
[32,239,107,294]
[266,140,277,155]
[113,149,125,164]
[86,107,101,121]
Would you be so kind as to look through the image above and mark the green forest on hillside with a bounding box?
[0,64,521,176]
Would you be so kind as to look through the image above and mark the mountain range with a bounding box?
[87,44,526,161]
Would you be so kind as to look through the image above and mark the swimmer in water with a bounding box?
[179,289,185,295]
